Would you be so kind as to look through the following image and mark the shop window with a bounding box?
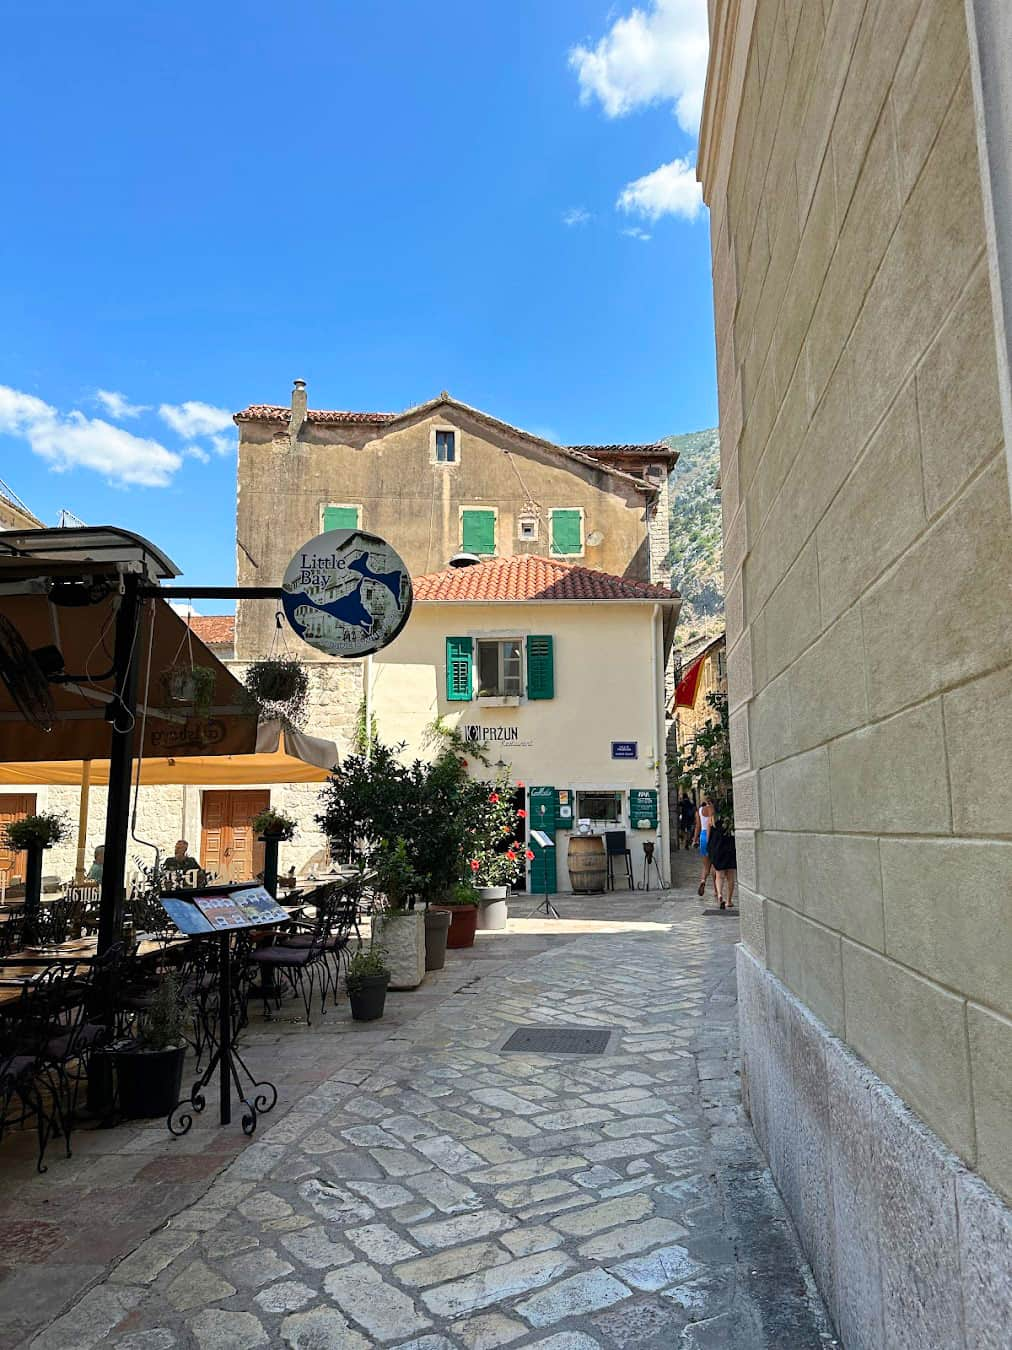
[461,508,496,555]
[576,790,623,824]
[477,639,522,697]
[549,507,584,556]
[322,503,361,531]
[435,429,456,463]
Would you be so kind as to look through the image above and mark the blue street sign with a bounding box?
[611,741,638,760]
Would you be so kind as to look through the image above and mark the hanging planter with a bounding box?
[2,812,69,853]
[161,664,216,717]
[244,658,309,729]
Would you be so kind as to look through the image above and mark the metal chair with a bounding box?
[249,907,333,1024]
[605,830,634,890]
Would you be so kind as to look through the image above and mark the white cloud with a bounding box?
[169,601,201,618]
[0,385,182,488]
[183,444,211,463]
[95,389,149,420]
[209,431,236,456]
[562,207,593,227]
[617,156,703,221]
[569,0,709,135]
[622,226,653,241]
[158,400,234,440]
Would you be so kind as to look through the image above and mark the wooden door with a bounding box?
[0,794,36,889]
[200,791,269,881]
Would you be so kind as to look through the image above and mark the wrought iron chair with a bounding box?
[1,965,80,1171]
[249,906,334,1024]
[279,886,360,1009]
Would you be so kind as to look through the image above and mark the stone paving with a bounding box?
[5,862,836,1348]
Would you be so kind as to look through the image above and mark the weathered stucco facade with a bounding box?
[700,0,1012,1344]
[234,392,673,660]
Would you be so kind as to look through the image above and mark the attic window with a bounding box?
[435,430,456,463]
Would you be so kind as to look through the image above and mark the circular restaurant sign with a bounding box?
[281,529,413,658]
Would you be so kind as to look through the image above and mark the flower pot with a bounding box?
[433,904,478,949]
[347,973,389,1021]
[476,887,509,932]
[114,1045,186,1120]
[371,913,425,989]
[424,908,451,971]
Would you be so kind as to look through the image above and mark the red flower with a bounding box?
[470,859,480,872]
[488,792,499,804]
[516,781,524,788]
[525,849,535,861]
[506,851,517,861]
[517,808,527,819]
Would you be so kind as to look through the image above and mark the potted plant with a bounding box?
[244,658,309,728]
[251,807,297,842]
[2,813,70,945]
[161,663,216,717]
[468,775,525,931]
[370,841,426,989]
[433,882,481,949]
[346,945,389,1021]
[114,973,187,1119]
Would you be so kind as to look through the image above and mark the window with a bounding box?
[322,504,361,531]
[518,515,538,541]
[549,507,584,556]
[446,637,473,701]
[525,634,554,699]
[435,430,456,463]
[477,639,523,697]
[576,791,623,824]
[461,507,497,554]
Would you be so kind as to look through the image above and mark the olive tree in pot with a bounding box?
[115,973,187,1120]
[346,945,389,1022]
[371,839,426,989]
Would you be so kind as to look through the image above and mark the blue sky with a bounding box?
[0,0,713,607]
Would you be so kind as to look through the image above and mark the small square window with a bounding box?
[435,430,456,463]
[576,791,623,824]
[518,516,538,541]
[477,639,523,697]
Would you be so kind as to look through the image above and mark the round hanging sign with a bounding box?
[281,529,413,658]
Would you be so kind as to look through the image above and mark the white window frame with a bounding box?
[459,504,499,555]
[548,505,586,557]
[475,636,524,703]
[430,425,460,466]
[517,513,539,542]
[319,502,362,531]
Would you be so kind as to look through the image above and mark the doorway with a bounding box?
[0,793,36,890]
[200,790,270,882]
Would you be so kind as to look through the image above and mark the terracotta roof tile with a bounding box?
[235,405,396,425]
[568,443,677,461]
[413,555,679,604]
[188,615,235,645]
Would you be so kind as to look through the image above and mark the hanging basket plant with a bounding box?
[250,807,297,841]
[3,812,70,852]
[244,658,309,729]
[161,664,216,718]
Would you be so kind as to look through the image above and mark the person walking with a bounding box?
[708,819,737,910]
[678,793,696,850]
[693,798,716,897]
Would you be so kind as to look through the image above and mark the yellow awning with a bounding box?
[0,722,338,787]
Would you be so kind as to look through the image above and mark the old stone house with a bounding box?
[700,0,1012,1343]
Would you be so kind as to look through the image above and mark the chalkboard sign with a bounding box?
[629,788,659,830]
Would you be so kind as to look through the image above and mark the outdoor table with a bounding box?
[0,935,188,967]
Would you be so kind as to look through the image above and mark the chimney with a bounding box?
[289,379,307,446]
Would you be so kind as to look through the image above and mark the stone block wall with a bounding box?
[700,0,1012,1338]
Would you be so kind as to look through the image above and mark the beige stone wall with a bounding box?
[235,405,653,659]
[707,0,1012,1202]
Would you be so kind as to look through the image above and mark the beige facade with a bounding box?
[234,391,674,661]
[0,485,42,532]
[700,0,1012,1343]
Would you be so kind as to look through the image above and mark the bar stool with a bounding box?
[605,830,634,890]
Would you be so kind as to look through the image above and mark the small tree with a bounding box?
[670,690,734,826]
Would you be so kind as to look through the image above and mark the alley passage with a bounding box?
[27,873,834,1349]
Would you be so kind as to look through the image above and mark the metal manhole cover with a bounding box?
[499,1027,615,1055]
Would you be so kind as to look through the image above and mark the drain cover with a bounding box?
[500,1027,615,1055]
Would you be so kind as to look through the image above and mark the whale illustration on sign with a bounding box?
[281,529,413,658]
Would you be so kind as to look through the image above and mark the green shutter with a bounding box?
[446,636,473,701]
[323,505,359,531]
[462,509,496,554]
[528,786,557,893]
[550,509,582,555]
[526,635,554,700]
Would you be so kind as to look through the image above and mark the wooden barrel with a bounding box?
[568,835,607,893]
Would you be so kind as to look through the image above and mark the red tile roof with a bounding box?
[189,615,235,646]
[235,406,396,425]
[413,555,679,604]
[567,443,677,462]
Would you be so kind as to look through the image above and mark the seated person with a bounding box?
[86,845,104,882]
[162,839,202,885]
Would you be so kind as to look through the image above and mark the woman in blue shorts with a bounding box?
[693,798,716,897]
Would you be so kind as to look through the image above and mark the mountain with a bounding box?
[663,427,723,647]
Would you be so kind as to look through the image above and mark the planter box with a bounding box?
[424,908,451,971]
[477,886,509,931]
[433,905,478,948]
[348,973,388,1021]
[114,1045,186,1120]
[372,913,425,989]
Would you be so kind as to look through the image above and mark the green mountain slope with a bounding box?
[664,427,723,645]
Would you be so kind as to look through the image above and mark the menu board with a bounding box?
[160,897,215,935]
[231,887,291,926]
[160,886,291,934]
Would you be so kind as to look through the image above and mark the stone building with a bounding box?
[699,0,1012,1343]
[0,479,42,532]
